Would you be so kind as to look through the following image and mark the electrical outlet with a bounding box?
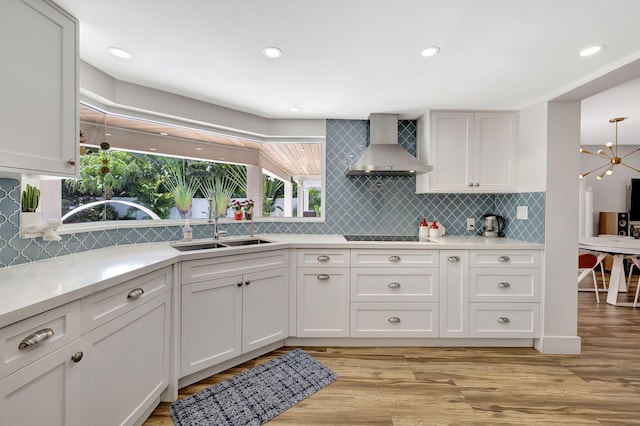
[466,218,475,231]
[517,206,529,220]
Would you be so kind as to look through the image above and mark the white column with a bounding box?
[246,165,262,217]
[283,181,292,217]
[296,179,303,217]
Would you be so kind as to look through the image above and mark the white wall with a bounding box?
[518,102,547,191]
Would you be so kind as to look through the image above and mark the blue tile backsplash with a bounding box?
[0,119,544,267]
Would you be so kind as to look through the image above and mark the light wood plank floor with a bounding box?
[146,275,640,425]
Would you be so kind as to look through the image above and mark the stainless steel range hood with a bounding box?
[346,113,432,177]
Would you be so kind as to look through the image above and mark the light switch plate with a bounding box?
[517,205,528,220]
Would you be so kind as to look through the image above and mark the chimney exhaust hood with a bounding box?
[346,113,432,177]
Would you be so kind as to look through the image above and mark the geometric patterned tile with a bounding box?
[0,120,546,267]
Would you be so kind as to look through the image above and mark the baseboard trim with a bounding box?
[534,335,581,354]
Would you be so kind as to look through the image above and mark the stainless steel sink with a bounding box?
[172,242,229,251]
[222,238,272,246]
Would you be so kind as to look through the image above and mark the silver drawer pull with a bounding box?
[317,274,330,280]
[18,328,54,350]
[127,288,144,300]
[388,282,401,289]
[497,282,511,288]
[448,256,460,262]
[498,256,510,262]
[71,351,84,363]
[497,317,511,324]
[317,255,330,262]
[388,255,401,262]
[388,317,401,323]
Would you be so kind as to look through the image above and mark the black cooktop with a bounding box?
[343,235,419,242]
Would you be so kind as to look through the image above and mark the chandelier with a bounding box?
[580,117,640,180]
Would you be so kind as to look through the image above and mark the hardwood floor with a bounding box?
[145,276,640,425]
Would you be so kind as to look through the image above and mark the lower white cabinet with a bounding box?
[0,286,172,426]
[296,268,350,337]
[439,250,470,337]
[469,303,540,338]
[350,302,438,337]
[181,267,288,377]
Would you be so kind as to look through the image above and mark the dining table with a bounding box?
[579,235,640,307]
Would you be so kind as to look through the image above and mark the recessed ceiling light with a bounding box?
[219,157,225,160]
[159,132,168,136]
[579,45,605,57]
[289,107,299,112]
[108,47,132,59]
[149,148,157,151]
[262,46,283,59]
[196,147,203,151]
[419,46,440,57]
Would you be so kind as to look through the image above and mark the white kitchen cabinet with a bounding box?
[439,250,470,337]
[0,0,78,177]
[0,339,84,426]
[417,111,518,192]
[349,249,439,338]
[82,291,171,426]
[297,267,350,337]
[468,249,540,338]
[180,251,289,377]
[181,276,242,375]
[0,269,172,426]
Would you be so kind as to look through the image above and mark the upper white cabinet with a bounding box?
[417,111,518,193]
[0,0,78,177]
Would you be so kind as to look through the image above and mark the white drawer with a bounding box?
[351,250,438,268]
[350,302,438,337]
[182,249,289,284]
[470,250,540,268]
[0,301,82,378]
[81,266,172,332]
[470,268,539,302]
[469,303,540,338]
[297,249,350,267]
[351,268,438,302]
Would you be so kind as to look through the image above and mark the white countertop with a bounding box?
[0,234,542,328]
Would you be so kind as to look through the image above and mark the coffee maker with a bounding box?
[480,214,506,238]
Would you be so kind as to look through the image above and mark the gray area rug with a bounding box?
[170,349,338,425]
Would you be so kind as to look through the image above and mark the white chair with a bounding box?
[624,256,640,308]
[578,252,608,303]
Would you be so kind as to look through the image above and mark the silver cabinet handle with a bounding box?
[497,282,511,288]
[245,280,251,286]
[67,158,76,166]
[388,255,401,262]
[237,282,243,287]
[497,317,511,324]
[71,351,84,363]
[127,288,144,300]
[317,255,330,262]
[317,274,330,280]
[475,182,480,187]
[468,182,474,187]
[498,256,510,263]
[388,282,401,289]
[19,328,54,350]
[448,256,460,262]
[388,317,401,323]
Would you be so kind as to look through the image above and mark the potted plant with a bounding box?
[161,158,198,218]
[243,199,254,220]
[21,183,42,228]
[231,200,243,220]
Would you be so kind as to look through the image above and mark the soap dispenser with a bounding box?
[419,218,429,241]
[182,220,193,241]
[429,220,440,238]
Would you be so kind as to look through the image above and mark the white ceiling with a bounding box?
[56,0,640,141]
